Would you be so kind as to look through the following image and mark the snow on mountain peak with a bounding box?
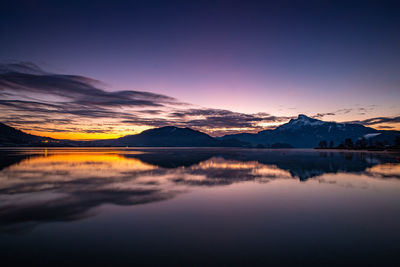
[277,114,325,130]
[292,114,324,125]
[297,114,310,120]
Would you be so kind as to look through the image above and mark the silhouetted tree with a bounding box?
[375,141,384,149]
[318,140,327,149]
[368,138,374,148]
[355,137,367,149]
[329,141,334,148]
[344,138,353,149]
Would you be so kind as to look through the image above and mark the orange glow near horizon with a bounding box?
[26,130,127,140]
[20,121,400,140]
[25,126,153,140]
[4,105,400,141]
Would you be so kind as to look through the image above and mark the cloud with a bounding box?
[2,62,395,138]
[0,62,188,135]
[347,116,400,126]
[376,125,395,129]
[0,63,178,107]
[311,106,377,119]
[167,108,291,133]
[0,62,295,137]
[312,112,335,119]
[313,108,358,119]
[336,108,353,114]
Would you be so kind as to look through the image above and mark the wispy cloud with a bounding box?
[0,63,180,107]
[347,116,400,126]
[169,109,291,131]
[312,112,335,119]
[0,62,293,137]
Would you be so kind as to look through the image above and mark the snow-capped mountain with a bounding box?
[220,114,397,148]
[275,114,326,130]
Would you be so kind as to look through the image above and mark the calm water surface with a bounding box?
[0,148,400,266]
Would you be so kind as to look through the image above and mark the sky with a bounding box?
[0,0,399,139]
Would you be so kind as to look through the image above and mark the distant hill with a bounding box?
[219,114,400,148]
[90,126,248,147]
[0,122,47,146]
[0,122,77,147]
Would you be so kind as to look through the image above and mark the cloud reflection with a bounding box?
[0,148,399,233]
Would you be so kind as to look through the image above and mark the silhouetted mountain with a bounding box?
[91,126,248,147]
[0,122,47,146]
[0,122,80,147]
[220,114,400,148]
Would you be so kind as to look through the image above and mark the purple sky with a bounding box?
[0,0,399,139]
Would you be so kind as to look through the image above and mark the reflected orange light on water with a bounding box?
[195,159,292,178]
[19,153,156,173]
[1,149,400,194]
[366,163,400,177]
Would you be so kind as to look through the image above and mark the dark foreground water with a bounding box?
[0,148,399,266]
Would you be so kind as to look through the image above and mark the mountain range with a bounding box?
[1,115,399,148]
[220,114,399,148]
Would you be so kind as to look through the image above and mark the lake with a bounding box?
[0,148,400,266]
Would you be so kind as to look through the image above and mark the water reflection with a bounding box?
[0,148,399,234]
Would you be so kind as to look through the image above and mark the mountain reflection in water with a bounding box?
[0,148,400,266]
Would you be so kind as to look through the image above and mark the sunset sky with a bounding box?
[1,0,399,140]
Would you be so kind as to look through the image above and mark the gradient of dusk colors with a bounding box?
[0,0,399,139]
